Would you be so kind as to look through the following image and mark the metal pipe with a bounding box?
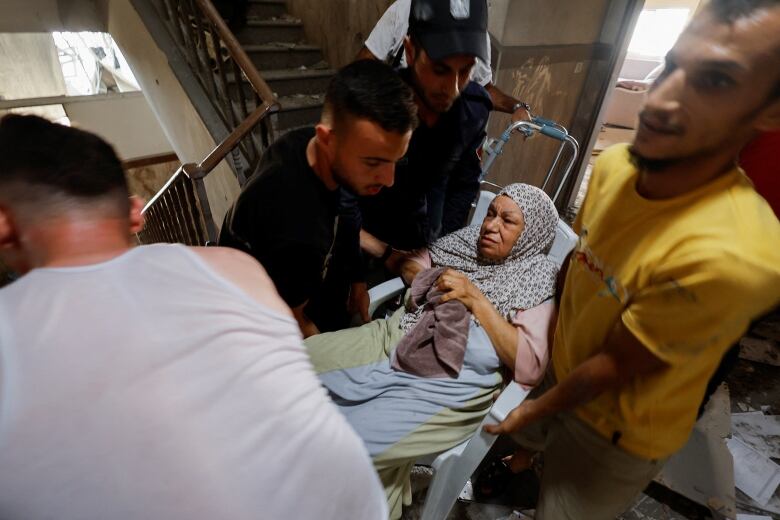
[194,0,278,105]
[552,137,580,203]
[541,141,566,191]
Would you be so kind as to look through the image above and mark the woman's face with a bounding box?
[478,195,525,261]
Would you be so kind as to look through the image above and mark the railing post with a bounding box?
[139,0,284,245]
[183,163,219,244]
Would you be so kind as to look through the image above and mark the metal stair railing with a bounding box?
[139,0,280,246]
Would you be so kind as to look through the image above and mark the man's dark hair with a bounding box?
[708,0,780,23]
[707,0,780,98]
[0,114,129,217]
[324,60,418,134]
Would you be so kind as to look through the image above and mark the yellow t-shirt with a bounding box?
[554,144,780,460]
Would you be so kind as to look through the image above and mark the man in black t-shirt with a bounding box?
[219,60,417,337]
[352,0,492,259]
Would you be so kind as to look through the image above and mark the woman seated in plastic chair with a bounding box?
[304,183,559,519]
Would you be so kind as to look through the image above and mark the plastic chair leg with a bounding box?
[420,427,500,520]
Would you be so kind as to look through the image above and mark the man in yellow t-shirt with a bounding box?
[487,1,780,518]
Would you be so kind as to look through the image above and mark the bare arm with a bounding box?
[398,256,424,285]
[359,228,388,258]
[471,296,520,369]
[361,228,424,284]
[291,302,320,338]
[347,281,371,324]
[484,83,532,121]
[485,319,668,435]
[436,269,518,368]
[193,246,291,317]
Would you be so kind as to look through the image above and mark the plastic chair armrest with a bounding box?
[367,277,406,317]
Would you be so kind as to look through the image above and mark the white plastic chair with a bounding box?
[366,191,578,520]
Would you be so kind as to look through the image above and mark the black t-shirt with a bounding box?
[218,127,340,308]
[356,77,492,250]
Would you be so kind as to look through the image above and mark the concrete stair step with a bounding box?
[237,93,323,132]
[274,93,324,130]
[243,43,324,71]
[227,67,335,98]
[236,18,304,45]
[246,0,287,19]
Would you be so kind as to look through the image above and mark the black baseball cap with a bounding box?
[409,0,489,63]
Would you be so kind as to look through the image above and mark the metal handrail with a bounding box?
[140,0,283,246]
[160,0,280,180]
[201,103,274,173]
[193,0,276,104]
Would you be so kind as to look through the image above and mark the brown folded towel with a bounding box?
[391,267,471,378]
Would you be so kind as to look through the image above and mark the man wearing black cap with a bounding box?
[358,0,532,121]
[352,0,493,259]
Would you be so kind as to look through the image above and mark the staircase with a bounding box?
[132,0,336,245]
[133,0,335,181]
[234,0,334,133]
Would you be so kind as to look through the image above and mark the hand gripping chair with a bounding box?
[367,190,578,520]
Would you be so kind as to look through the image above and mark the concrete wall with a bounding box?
[0,0,106,32]
[62,92,174,160]
[0,33,67,100]
[125,159,180,201]
[486,49,594,189]
[484,0,639,201]
[285,0,394,68]
[491,0,611,45]
[108,0,240,229]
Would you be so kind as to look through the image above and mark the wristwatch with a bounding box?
[379,244,394,262]
[512,101,531,113]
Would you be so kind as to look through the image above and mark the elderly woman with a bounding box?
[305,184,559,519]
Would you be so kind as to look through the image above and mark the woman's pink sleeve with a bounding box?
[406,248,432,269]
[511,300,557,388]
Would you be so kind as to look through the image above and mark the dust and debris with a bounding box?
[732,412,780,459]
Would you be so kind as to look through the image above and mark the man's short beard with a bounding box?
[407,68,450,115]
[331,162,366,195]
[627,146,682,172]
[330,163,350,191]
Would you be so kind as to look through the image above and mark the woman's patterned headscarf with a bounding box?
[401,183,559,332]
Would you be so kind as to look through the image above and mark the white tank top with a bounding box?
[0,245,387,520]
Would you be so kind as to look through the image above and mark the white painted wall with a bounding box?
[0,33,66,100]
[63,93,174,160]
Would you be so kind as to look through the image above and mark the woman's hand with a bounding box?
[438,268,525,372]
[436,269,485,311]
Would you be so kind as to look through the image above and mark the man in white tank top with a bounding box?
[0,114,387,520]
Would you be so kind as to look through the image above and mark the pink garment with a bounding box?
[406,250,556,388]
[511,301,557,388]
[407,248,433,269]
